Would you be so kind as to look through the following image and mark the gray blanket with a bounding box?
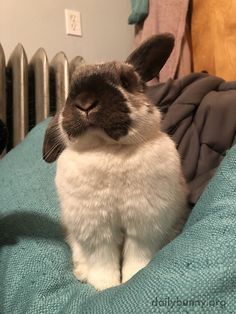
[147,72,236,205]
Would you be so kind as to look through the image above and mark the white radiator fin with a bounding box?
[0,44,84,150]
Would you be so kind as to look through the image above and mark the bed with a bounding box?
[0,113,236,313]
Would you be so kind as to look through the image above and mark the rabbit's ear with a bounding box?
[42,113,65,163]
[126,33,174,82]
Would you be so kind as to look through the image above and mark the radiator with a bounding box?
[0,43,84,150]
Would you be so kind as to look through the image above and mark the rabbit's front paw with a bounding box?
[87,267,121,291]
[73,262,88,283]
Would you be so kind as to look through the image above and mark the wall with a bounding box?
[0,0,134,63]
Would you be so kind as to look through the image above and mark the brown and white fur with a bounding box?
[43,34,189,291]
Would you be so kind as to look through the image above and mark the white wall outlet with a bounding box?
[65,9,82,37]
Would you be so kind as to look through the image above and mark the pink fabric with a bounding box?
[134,0,190,82]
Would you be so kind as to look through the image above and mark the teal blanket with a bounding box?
[128,0,149,25]
[0,119,235,313]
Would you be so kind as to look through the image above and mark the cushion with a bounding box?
[0,119,235,313]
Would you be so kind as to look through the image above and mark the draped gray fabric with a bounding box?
[147,73,236,205]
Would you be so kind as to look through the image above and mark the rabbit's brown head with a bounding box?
[43,33,174,162]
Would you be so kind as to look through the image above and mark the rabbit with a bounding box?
[42,33,189,291]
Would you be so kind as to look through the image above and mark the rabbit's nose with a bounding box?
[75,100,99,113]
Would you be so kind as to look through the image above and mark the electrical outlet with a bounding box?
[65,9,82,37]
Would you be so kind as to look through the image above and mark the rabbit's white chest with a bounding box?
[55,136,186,241]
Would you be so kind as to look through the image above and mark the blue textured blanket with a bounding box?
[0,119,235,313]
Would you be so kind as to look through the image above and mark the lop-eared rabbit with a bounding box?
[43,34,189,291]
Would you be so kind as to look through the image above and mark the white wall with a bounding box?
[0,0,134,63]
